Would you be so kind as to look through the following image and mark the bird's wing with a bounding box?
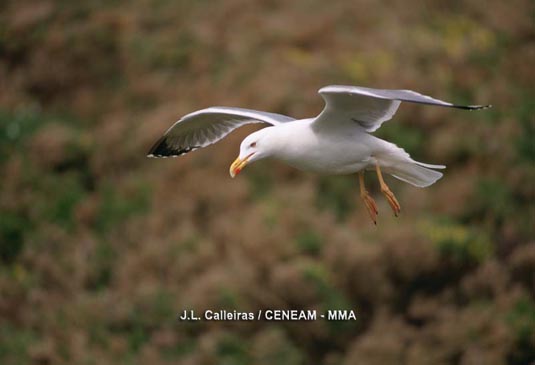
[314,85,491,132]
[147,106,295,158]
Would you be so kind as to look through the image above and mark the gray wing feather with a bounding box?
[315,85,491,132]
[147,106,295,158]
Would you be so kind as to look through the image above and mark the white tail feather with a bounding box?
[375,144,445,188]
[389,162,444,187]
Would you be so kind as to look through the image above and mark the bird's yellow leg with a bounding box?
[359,172,378,225]
[375,164,401,217]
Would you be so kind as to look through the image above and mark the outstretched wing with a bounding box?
[315,85,491,132]
[147,106,295,158]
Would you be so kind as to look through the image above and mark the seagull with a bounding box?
[148,85,490,224]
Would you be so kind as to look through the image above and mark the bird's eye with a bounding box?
[250,142,257,148]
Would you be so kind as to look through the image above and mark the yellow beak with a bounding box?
[229,153,253,178]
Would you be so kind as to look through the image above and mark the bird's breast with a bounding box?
[273,126,373,174]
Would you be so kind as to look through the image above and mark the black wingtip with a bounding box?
[452,104,492,110]
[147,136,173,158]
[146,136,200,158]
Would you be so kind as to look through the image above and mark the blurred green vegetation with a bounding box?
[94,183,151,236]
[422,220,493,266]
[316,175,356,221]
[515,91,535,164]
[506,296,535,364]
[295,229,323,256]
[0,109,44,161]
[0,0,533,364]
[0,325,38,365]
[216,333,250,365]
[0,211,30,264]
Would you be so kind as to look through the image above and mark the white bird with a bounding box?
[148,85,490,224]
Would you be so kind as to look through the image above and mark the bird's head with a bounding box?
[229,128,274,178]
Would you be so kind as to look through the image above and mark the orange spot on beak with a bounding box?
[229,153,254,178]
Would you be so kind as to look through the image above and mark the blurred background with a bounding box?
[0,0,534,364]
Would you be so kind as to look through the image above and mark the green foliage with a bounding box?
[88,321,109,349]
[295,229,322,255]
[130,31,196,71]
[34,172,87,231]
[0,211,31,264]
[162,337,197,360]
[217,333,251,365]
[301,261,356,333]
[301,260,329,286]
[107,311,152,356]
[151,289,175,320]
[253,327,304,365]
[422,220,493,265]
[474,179,513,221]
[218,287,241,308]
[127,320,150,353]
[316,175,355,221]
[469,177,533,239]
[87,240,116,290]
[0,326,38,365]
[506,296,535,365]
[246,163,274,199]
[0,108,44,161]
[162,337,198,361]
[515,92,535,164]
[94,183,150,235]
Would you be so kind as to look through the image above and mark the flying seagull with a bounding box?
[148,85,490,224]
